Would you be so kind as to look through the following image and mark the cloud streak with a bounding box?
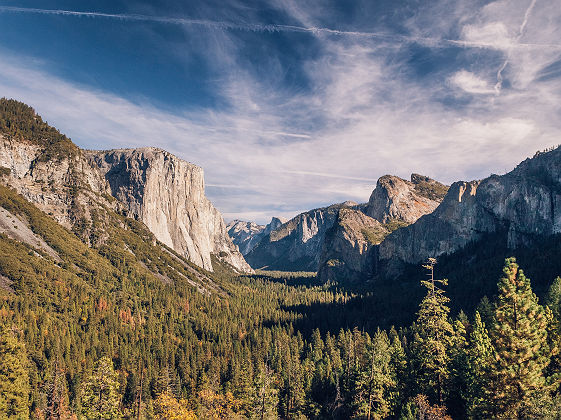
[494,0,538,94]
[1,5,560,51]
[1,0,560,224]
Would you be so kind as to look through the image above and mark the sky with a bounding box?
[0,0,560,224]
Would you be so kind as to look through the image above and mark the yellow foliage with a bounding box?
[154,392,197,420]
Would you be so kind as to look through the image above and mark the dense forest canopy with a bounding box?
[0,99,560,419]
[1,180,560,418]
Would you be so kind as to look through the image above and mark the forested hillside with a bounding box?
[1,178,561,418]
[0,99,560,419]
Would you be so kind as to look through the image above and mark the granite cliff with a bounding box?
[247,174,447,274]
[317,209,386,283]
[245,202,358,271]
[317,174,448,281]
[364,174,448,224]
[0,100,251,273]
[227,217,285,255]
[379,146,561,266]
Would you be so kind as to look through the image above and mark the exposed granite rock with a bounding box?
[0,205,60,261]
[379,147,561,265]
[246,202,357,271]
[364,174,447,224]
[227,216,286,255]
[316,174,448,282]
[247,174,447,275]
[317,209,386,283]
[0,135,252,273]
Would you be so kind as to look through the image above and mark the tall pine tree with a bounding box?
[464,311,494,419]
[489,258,551,418]
[411,258,454,406]
[80,356,122,419]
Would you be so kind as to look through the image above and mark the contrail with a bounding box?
[495,0,538,94]
[1,5,560,51]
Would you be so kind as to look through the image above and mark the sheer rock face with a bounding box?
[245,203,358,271]
[316,174,447,282]
[318,209,385,283]
[379,147,561,265]
[0,136,252,273]
[364,174,447,224]
[246,174,448,275]
[227,217,286,256]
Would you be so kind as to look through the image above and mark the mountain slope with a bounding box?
[364,173,447,223]
[247,174,447,273]
[379,146,561,266]
[227,216,285,255]
[317,208,386,283]
[0,98,251,273]
[245,202,356,271]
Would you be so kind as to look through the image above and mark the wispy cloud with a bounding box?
[1,0,560,224]
[1,5,560,51]
[449,70,496,94]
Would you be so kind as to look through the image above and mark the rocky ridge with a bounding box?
[0,115,252,273]
[227,217,285,255]
[245,202,358,271]
[316,174,448,281]
[317,208,386,283]
[246,174,448,274]
[378,147,561,267]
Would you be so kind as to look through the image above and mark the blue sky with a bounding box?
[0,0,560,224]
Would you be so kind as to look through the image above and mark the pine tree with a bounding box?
[388,331,408,414]
[0,325,30,419]
[352,329,396,420]
[489,258,551,418]
[411,258,454,406]
[545,278,561,392]
[446,319,468,418]
[252,362,278,420]
[546,277,561,320]
[464,312,494,419]
[44,359,72,420]
[80,356,122,419]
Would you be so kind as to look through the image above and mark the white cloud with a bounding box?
[449,70,496,94]
[1,0,560,224]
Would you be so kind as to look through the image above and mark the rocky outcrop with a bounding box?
[0,135,252,273]
[246,202,358,271]
[86,148,252,272]
[246,174,448,275]
[317,209,386,283]
[379,147,561,265]
[364,174,447,224]
[227,217,285,255]
[316,174,448,282]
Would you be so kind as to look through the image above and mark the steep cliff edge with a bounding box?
[317,209,386,283]
[317,174,448,282]
[245,202,357,271]
[379,146,561,265]
[0,99,252,273]
[247,174,448,274]
[85,148,252,272]
[227,217,285,255]
[364,174,447,224]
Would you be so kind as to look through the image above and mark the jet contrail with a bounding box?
[1,5,560,51]
[495,0,538,94]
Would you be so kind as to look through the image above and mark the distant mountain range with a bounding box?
[229,174,448,278]
[2,97,561,290]
[227,147,561,288]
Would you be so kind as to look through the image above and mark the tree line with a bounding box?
[1,257,560,419]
